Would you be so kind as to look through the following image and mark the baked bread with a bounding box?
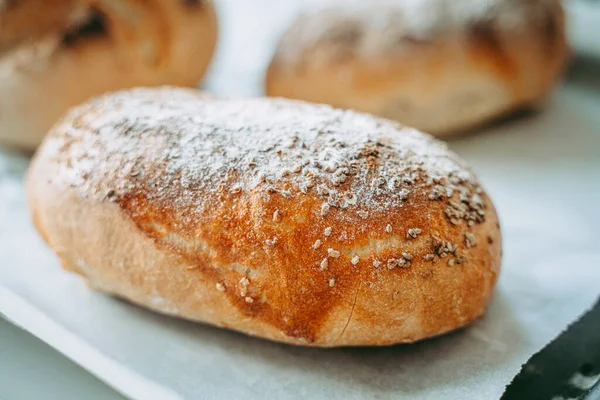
[0,0,217,150]
[27,87,502,347]
[266,0,568,136]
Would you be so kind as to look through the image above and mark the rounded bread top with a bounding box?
[272,0,564,65]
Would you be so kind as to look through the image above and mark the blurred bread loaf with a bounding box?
[266,0,569,136]
[0,0,217,150]
[28,87,502,347]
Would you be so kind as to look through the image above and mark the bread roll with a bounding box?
[27,87,502,347]
[266,0,568,136]
[0,0,217,150]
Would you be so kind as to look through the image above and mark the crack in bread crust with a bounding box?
[338,279,363,342]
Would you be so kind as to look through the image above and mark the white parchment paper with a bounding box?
[1,1,599,399]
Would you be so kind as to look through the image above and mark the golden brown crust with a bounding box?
[0,0,218,150]
[27,87,502,346]
[266,0,569,136]
[0,0,79,54]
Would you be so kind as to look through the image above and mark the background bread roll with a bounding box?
[0,0,218,150]
[27,87,502,347]
[266,0,569,136]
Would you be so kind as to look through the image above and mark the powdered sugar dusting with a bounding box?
[46,87,482,224]
[274,0,561,63]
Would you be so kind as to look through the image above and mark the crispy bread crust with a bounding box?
[27,87,502,346]
[266,0,568,136]
[0,0,217,150]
